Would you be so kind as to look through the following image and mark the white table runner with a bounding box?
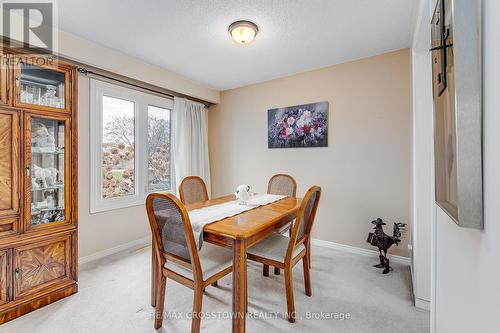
[189,194,286,249]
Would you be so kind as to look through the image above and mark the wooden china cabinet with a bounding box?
[0,46,78,323]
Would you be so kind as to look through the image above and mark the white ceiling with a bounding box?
[57,0,417,91]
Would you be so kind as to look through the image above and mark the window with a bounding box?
[102,96,136,199]
[90,79,173,213]
[147,105,171,192]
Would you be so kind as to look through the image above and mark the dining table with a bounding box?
[185,194,302,333]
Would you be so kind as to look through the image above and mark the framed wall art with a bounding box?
[268,101,328,149]
[431,0,483,228]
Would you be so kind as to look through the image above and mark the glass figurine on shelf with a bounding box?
[31,121,56,152]
[32,164,59,188]
[21,85,35,104]
[53,210,65,222]
[40,85,63,108]
[31,177,42,189]
[39,211,50,225]
[44,190,56,208]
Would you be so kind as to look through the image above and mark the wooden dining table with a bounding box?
[185,194,302,333]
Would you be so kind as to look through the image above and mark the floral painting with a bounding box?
[268,101,328,148]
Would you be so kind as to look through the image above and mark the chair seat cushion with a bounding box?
[165,242,233,280]
[247,233,305,263]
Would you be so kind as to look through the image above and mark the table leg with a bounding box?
[232,239,247,333]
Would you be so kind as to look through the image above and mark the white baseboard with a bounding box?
[311,238,411,265]
[79,236,410,266]
[415,298,431,311]
[78,236,151,265]
[78,235,410,267]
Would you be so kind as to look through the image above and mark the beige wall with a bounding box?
[208,49,412,257]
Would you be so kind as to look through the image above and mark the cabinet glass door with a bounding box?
[15,62,69,112]
[27,115,69,228]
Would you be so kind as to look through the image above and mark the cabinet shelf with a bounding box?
[31,184,64,191]
[31,207,64,213]
[31,150,65,155]
[20,77,61,87]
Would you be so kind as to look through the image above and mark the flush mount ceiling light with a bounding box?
[228,20,259,44]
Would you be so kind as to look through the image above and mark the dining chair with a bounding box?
[146,192,233,331]
[268,173,297,197]
[179,176,209,205]
[267,174,297,275]
[247,186,321,323]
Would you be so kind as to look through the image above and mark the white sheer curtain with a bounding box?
[172,97,211,196]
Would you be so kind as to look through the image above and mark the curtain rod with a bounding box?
[77,67,211,107]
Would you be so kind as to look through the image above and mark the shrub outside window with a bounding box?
[101,96,136,199]
[147,105,171,193]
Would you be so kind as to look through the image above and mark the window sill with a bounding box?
[89,189,174,214]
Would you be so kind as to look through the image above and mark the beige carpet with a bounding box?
[0,244,429,333]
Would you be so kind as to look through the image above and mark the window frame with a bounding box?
[90,79,174,213]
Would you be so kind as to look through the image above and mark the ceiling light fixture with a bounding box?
[228,20,259,44]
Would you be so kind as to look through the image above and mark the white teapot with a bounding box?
[235,184,251,205]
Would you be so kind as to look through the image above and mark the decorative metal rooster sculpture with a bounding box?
[366,218,406,274]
